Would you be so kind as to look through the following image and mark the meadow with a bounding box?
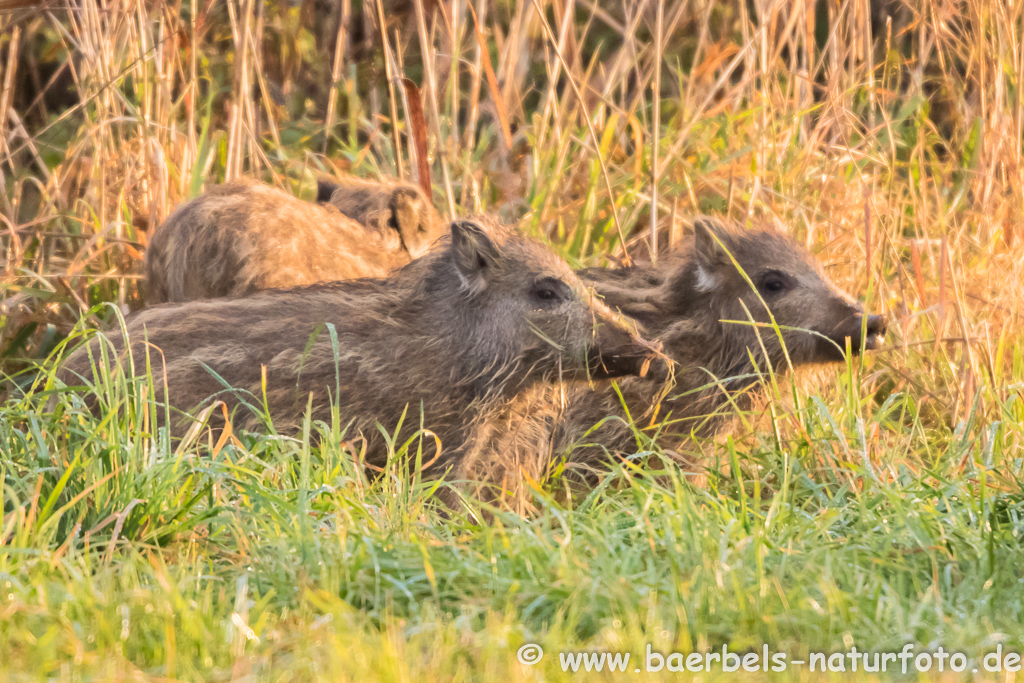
[1,0,1023,679]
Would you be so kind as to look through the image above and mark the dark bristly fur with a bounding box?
[457,216,887,504]
[144,178,434,304]
[315,176,446,259]
[63,218,654,471]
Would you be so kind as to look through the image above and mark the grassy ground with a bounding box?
[2,0,1023,679]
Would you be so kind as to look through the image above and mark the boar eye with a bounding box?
[530,277,572,306]
[759,270,792,295]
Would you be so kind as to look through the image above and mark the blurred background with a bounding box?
[2,3,1024,675]
[0,0,1022,428]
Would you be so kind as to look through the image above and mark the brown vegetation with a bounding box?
[2,0,1021,485]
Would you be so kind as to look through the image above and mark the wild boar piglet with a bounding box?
[144,179,424,304]
[588,216,887,369]
[316,175,446,259]
[457,216,889,501]
[66,218,654,469]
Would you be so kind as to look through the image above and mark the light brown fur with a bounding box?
[144,179,426,304]
[316,176,446,258]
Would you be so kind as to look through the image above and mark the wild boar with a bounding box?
[456,216,887,502]
[63,218,653,470]
[144,178,432,304]
[316,175,446,259]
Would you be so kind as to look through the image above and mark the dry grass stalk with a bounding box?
[0,0,1020,467]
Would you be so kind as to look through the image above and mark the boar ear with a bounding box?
[692,216,732,269]
[387,188,428,254]
[451,220,498,291]
[391,187,424,228]
[315,178,338,204]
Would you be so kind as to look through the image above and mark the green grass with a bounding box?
[4,0,1024,678]
[1,332,1022,679]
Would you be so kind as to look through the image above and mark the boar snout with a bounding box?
[818,310,888,359]
[862,314,888,350]
[587,321,661,379]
